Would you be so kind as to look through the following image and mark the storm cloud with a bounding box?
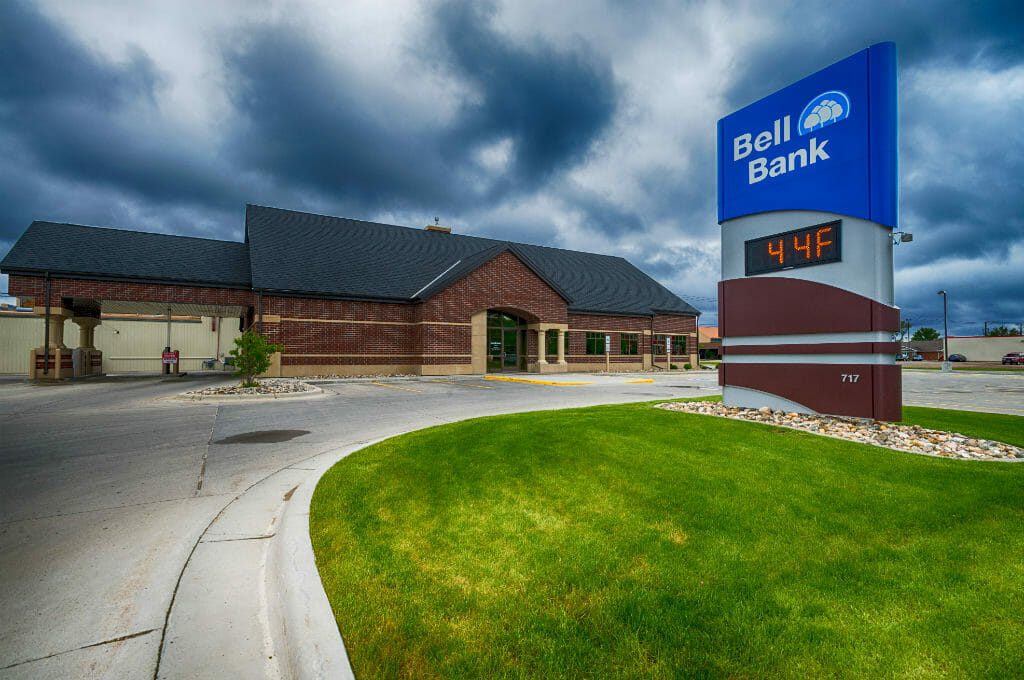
[1,0,1022,335]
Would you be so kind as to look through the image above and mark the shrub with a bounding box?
[684,363,692,370]
[229,329,284,387]
[670,363,678,370]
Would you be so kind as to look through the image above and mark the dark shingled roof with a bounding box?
[244,205,699,316]
[1,207,699,317]
[0,221,252,288]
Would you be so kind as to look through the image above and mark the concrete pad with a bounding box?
[158,538,281,680]
[0,627,159,680]
[201,468,309,542]
[0,495,226,670]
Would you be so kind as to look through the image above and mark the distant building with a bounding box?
[698,326,721,359]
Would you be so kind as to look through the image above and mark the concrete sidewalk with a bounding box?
[155,444,363,680]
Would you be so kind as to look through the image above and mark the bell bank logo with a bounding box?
[732,90,852,185]
[799,91,851,134]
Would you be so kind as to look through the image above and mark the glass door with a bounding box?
[503,329,518,369]
[487,328,503,371]
[487,310,527,372]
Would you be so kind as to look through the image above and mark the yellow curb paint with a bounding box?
[484,376,594,386]
[370,382,422,392]
[625,379,654,383]
[428,380,494,389]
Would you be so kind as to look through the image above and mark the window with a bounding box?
[653,335,666,355]
[585,332,605,355]
[620,333,638,355]
[654,335,686,355]
[546,330,568,355]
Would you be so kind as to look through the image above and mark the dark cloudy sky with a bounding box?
[2,0,1022,336]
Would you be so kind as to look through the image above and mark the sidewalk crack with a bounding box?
[0,628,160,670]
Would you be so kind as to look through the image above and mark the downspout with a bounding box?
[43,272,51,376]
[257,289,263,335]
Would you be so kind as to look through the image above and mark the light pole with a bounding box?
[938,290,951,372]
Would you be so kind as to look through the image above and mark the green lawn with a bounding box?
[310,402,1024,679]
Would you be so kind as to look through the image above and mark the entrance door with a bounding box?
[486,311,527,372]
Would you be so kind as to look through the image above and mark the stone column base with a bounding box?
[31,348,74,380]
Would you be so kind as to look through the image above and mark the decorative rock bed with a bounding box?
[185,378,317,397]
[656,401,1023,461]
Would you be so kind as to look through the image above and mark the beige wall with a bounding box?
[948,336,1024,362]
[0,315,243,374]
[0,315,73,373]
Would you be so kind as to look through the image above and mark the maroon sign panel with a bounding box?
[719,277,901,421]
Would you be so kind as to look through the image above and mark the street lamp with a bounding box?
[938,290,950,372]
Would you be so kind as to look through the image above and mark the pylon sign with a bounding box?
[717,43,901,421]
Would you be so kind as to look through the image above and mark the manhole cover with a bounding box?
[215,429,310,444]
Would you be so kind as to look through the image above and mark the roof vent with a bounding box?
[425,217,451,233]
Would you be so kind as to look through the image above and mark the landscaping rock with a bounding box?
[186,378,315,396]
[655,402,1023,462]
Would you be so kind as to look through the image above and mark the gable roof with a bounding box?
[0,220,252,288]
[244,205,699,316]
[1,206,700,318]
[410,242,573,303]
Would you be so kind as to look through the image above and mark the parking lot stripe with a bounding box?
[370,382,423,392]
[484,376,594,386]
[428,380,494,389]
[625,379,654,383]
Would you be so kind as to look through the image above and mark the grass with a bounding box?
[310,402,1024,679]
[901,364,1024,372]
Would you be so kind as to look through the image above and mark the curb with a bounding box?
[269,439,388,680]
[170,384,327,402]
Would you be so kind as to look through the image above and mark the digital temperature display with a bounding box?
[744,220,841,276]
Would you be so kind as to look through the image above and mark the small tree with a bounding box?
[229,329,284,387]
[911,327,940,341]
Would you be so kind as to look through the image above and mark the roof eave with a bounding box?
[0,267,253,290]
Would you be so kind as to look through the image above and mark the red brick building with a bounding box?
[2,205,700,378]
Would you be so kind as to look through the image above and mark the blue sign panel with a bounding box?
[717,43,897,227]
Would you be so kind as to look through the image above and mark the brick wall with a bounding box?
[420,251,569,324]
[7,266,698,374]
[9,274,253,309]
[564,312,697,365]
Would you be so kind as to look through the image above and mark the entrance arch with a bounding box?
[485,310,529,372]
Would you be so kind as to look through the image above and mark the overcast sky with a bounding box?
[2,0,1022,336]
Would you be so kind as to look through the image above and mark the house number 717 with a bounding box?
[841,374,860,383]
